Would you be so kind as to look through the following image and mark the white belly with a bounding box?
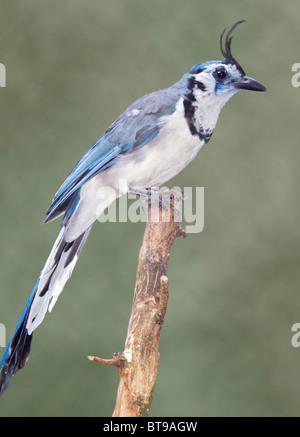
[102,98,204,190]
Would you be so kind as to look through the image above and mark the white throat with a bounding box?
[193,88,234,134]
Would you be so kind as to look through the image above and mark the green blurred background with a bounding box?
[0,0,299,417]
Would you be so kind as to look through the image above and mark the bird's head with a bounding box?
[186,21,266,109]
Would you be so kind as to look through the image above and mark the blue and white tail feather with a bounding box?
[0,220,92,396]
[0,21,266,397]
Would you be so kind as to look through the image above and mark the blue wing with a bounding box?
[45,89,178,223]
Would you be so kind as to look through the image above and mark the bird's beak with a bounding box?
[233,75,267,92]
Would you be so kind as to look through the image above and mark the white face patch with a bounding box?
[194,63,242,98]
[194,62,221,96]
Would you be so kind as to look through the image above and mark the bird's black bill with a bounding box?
[233,75,267,92]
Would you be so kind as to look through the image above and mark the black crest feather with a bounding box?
[220,20,246,75]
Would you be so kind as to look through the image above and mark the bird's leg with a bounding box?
[127,186,184,215]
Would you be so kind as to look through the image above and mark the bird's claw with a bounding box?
[141,188,185,215]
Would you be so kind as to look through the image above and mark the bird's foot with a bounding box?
[146,187,185,214]
[128,187,185,216]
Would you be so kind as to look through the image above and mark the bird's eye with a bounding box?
[216,67,227,80]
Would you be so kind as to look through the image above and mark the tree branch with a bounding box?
[88,193,186,417]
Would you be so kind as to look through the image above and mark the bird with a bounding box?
[0,20,266,396]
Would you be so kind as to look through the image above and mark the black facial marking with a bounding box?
[196,81,206,91]
[186,77,196,101]
[183,99,197,136]
[184,76,212,143]
[192,66,204,74]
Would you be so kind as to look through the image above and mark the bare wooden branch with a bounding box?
[89,193,186,417]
